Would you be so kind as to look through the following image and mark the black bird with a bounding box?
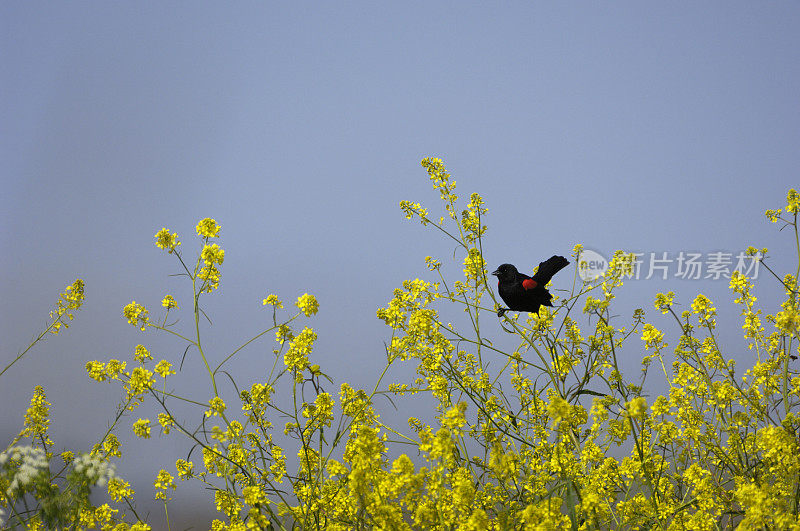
[492,256,570,316]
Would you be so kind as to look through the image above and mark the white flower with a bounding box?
[2,445,48,496]
[71,453,116,485]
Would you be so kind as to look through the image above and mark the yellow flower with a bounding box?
[641,324,665,350]
[102,434,121,457]
[201,243,225,265]
[263,294,283,308]
[776,309,800,335]
[296,293,319,316]
[765,208,782,222]
[425,256,442,271]
[175,459,194,479]
[127,366,155,395]
[215,489,242,517]
[154,359,174,377]
[284,327,317,370]
[206,396,227,417]
[462,247,485,281]
[547,395,570,423]
[242,485,266,506]
[275,323,293,343]
[653,291,674,313]
[105,359,126,379]
[123,301,149,331]
[302,392,334,431]
[196,218,221,238]
[399,200,431,224]
[198,263,222,292]
[161,294,178,309]
[464,508,489,530]
[132,418,152,439]
[158,413,174,434]
[420,157,458,218]
[64,278,85,306]
[691,294,716,322]
[19,386,51,441]
[92,504,118,526]
[134,344,152,362]
[270,445,286,482]
[627,397,647,419]
[48,278,85,334]
[86,361,107,382]
[107,477,134,501]
[154,469,176,500]
[442,402,468,430]
[154,227,180,252]
[786,188,800,214]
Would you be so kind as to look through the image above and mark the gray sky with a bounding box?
[3,3,799,528]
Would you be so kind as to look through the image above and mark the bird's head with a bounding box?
[491,263,518,282]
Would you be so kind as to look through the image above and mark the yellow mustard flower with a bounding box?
[195,218,221,238]
[134,344,152,362]
[48,278,85,335]
[86,361,107,382]
[262,294,283,307]
[157,413,174,435]
[154,359,174,377]
[201,243,225,265]
[205,396,227,417]
[107,477,134,501]
[153,469,176,500]
[105,359,126,379]
[284,327,316,370]
[123,301,149,331]
[786,188,800,214]
[296,293,319,316]
[175,459,194,480]
[154,227,180,252]
[161,294,178,309]
[132,418,151,439]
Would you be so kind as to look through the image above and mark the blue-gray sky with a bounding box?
[3,3,799,527]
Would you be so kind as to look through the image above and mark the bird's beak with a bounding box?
[491,269,500,276]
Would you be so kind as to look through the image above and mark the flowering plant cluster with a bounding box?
[0,388,145,529]
[2,162,800,530]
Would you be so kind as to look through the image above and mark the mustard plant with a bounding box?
[6,160,800,530]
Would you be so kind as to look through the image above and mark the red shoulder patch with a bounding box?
[522,279,537,290]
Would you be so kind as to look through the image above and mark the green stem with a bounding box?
[1,317,64,379]
[213,315,298,374]
[190,254,217,396]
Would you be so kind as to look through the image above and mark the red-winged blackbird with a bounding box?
[492,256,570,317]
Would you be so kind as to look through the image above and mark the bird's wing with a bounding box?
[512,270,531,285]
[531,255,570,285]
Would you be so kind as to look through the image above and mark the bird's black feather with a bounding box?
[492,256,569,316]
